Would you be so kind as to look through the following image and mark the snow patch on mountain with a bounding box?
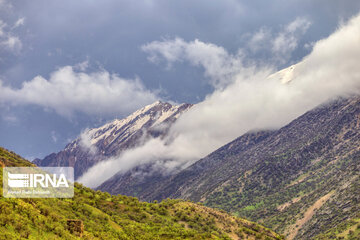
[267,63,300,84]
[80,101,190,148]
[37,100,193,179]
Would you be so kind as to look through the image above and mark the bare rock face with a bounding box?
[33,101,192,179]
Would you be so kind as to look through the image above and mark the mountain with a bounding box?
[99,96,360,239]
[96,130,275,199]
[91,64,301,197]
[0,147,283,239]
[34,101,192,179]
[97,161,179,199]
[315,213,360,240]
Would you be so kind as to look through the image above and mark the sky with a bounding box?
[1,0,360,160]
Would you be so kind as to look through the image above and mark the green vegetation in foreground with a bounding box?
[315,215,360,240]
[0,147,283,240]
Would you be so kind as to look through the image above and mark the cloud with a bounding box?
[244,17,311,64]
[13,17,25,29]
[247,27,272,52]
[74,59,89,71]
[2,114,18,123]
[141,18,311,88]
[50,131,58,143]
[272,17,311,62]
[0,64,160,118]
[0,0,12,10]
[0,15,24,53]
[1,35,22,52]
[79,129,97,154]
[0,20,6,36]
[79,12,360,188]
[141,38,247,88]
[78,138,163,187]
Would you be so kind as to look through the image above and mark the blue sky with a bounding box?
[1,0,360,160]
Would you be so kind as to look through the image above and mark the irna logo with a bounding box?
[7,172,69,188]
[3,167,74,198]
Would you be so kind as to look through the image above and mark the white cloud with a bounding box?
[79,129,97,154]
[0,0,12,10]
[80,13,360,188]
[78,138,162,187]
[247,27,271,52]
[0,64,159,118]
[2,114,18,123]
[74,59,89,71]
[272,17,311,61]
[142,18,311,88]
[0,15,24,53]
[141,38,247,88]
[13,17,25,28]
[1,35,22,52]
[0,20,6,36]
[286,17,311,34]
[243,17,311,64]
[51,131,58,143]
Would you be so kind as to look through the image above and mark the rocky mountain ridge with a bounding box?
[34,101,192,178]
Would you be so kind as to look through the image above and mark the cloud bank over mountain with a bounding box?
[78,13,360,187]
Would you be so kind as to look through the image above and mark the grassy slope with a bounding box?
[0,147,283,240]
[315,214,360,240]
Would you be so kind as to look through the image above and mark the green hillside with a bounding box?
[0,147,282,240]
[315,214,360,240]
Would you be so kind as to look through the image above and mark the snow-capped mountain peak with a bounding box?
[34,101,192,178]
[84,101,191,146]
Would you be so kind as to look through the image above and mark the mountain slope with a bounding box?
[34,101,192,179]
[315,213,360,240]
[0,147,282,240]
[97,130,275,199]
[95,63,303,197]
[100,96,360,239]
[173,96,360,240]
